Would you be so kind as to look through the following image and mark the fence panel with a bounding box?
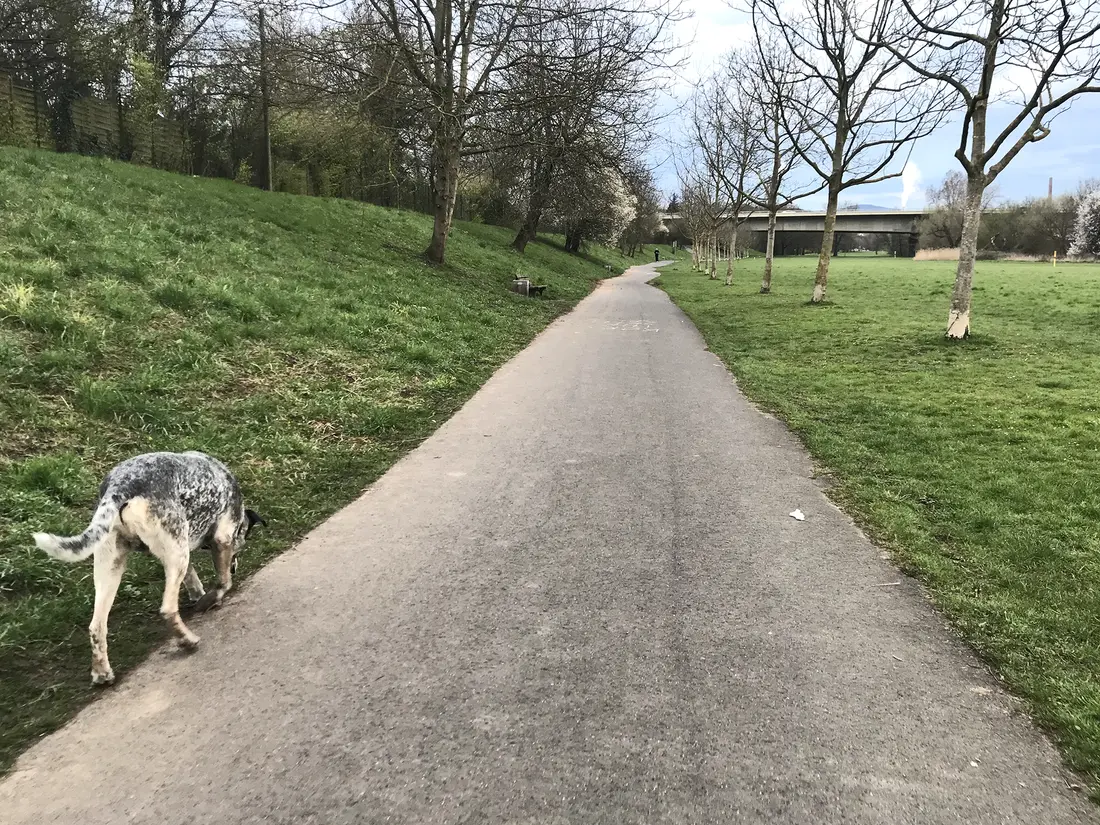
[0,71,185,168]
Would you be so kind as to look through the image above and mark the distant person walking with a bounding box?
[654,248,660,262]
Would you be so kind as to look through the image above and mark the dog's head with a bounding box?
[230,509,267,573]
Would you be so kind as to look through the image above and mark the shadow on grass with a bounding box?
[532,236,639,271]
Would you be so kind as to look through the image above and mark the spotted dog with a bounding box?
[34,451,265,686]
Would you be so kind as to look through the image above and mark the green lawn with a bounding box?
[657,254,1100,793]
[0,148,672,771]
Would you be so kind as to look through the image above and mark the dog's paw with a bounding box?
[91,669,115,687]
[193,590,221,613]
[179,632,200,650]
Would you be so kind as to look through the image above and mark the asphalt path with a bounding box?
[2,261,1094,824]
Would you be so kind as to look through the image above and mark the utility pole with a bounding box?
[259,6,273,191]
[1048,176,1053,203]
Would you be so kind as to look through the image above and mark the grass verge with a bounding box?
[658,254,1100,793]
[0,148,667,771]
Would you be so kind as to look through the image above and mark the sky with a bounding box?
[650,0,1100,209]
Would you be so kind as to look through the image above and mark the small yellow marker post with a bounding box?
[1054,250,1057,268]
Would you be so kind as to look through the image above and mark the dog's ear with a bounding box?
[245,509,267,536]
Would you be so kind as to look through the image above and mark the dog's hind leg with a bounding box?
[89,541,129,686]
[183,565,205,602]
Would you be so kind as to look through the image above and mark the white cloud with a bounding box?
[668,0,754,93]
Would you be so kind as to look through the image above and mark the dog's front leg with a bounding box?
[159,543,200,649]
[121,499,200,648]
[183,565,206,602]
[195,540,232,612]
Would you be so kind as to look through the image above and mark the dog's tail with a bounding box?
[34,499,122,563]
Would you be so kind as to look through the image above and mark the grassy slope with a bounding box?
[657,254,1100,791]
[0,148,664,770]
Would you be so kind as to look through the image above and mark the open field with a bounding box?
[656,254,1100,793]
[0,148,680,771]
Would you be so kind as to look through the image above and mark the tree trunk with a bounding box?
[947,174,987,339]
[945,18,994,337]
[725,228,737,285]
[512,159,553,253]
[424,137,460,264]
[691,240,700,270]
[709,234,717,279]
[512,203,541,253]
[565,226,582,253]
[812,187,840,303]
[761,210,777,293]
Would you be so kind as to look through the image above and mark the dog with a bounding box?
[33,451,265,686]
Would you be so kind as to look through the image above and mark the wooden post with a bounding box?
[259,6,273,191]
[116,85,126,160]
[32,75,42,147]
[5,73,13,137]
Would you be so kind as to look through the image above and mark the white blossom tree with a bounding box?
[1069,190,1100,259]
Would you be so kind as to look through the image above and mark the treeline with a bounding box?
[918,172,1098,259]
[0,0,677,262]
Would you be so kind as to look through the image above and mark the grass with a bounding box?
[0,148,672,771]
[658,253,1100,793]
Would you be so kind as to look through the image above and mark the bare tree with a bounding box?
[687,78,725,279]
[919,171,998,249]
[502,0,678,254]
[922,171,968,248]
[680,107,723,278]
[676,175,711,270]
[739,39,825,293]
[620,164,663,255]
[707,66,767,286]
[687,72,765,281]
[882,0,1100,338]
[751,0,949,302]
[720,117,760,286]
[367,0,536,263]
[132,0,222,80]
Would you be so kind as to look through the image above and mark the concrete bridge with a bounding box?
[661,208,931,255]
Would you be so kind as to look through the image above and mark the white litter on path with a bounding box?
[789,509,806,521]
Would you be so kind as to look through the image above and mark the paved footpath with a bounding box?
[2,263,1095,824]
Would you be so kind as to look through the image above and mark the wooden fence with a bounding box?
[0,71,45,147]
[0,72,186,170]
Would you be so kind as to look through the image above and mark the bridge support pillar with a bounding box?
[904,232,919,257]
